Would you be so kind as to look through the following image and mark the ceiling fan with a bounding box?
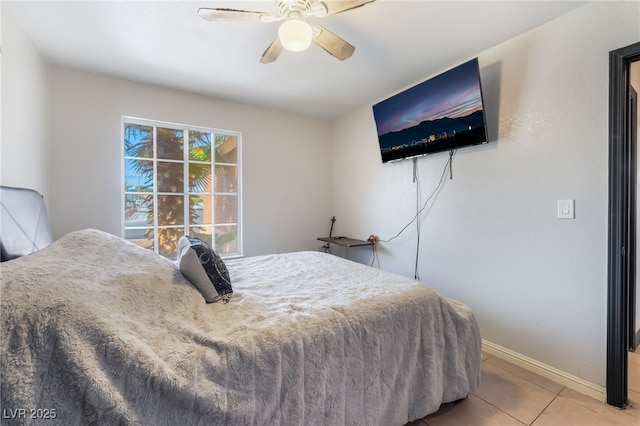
[197,0,375,64]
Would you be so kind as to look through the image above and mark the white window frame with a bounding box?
[121,116,243,259]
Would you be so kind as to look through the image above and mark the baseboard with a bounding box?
[482,340,606,402]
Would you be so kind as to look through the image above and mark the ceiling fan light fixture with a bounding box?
[278,18,313,52]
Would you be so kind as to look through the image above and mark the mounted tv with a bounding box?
[372,58,489,163]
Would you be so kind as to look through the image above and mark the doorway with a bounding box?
[607,41,640,409]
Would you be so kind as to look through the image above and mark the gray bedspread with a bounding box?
[1,229,481,425]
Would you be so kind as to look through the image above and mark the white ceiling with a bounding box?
[5,1,588,120]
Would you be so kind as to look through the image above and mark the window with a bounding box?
[122,117,241,259]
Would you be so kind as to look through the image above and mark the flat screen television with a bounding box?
[372,58,489,163]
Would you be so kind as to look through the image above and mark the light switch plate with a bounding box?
[558,199,575,219]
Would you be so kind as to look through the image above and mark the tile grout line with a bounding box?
[482,341,606,402]
[527,386,565,426]
[473,357,532,424]
[476,358,563,425]
[424,356,567,426]
[482,358,563,395]
[471,391,528,425]
[484,355,566,395]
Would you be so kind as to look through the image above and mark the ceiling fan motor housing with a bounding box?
[278,0,328,19]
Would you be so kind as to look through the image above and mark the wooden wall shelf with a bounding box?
[317,237,373,247]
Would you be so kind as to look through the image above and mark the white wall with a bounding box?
[330,1,640,387]
[0,5,50,201]
[48,67,332,256]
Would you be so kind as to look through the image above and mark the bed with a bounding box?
[0,187,481,425]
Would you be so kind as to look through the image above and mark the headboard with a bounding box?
[0,186,53,261]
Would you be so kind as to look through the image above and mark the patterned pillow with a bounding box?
[177,236,233,303]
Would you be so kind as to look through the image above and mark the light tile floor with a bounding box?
[408,348,640,426]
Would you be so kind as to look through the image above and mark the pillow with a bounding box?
[177,236,233,303]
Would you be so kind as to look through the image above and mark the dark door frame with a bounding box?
[629,85,639,353]
[607,41,640,409]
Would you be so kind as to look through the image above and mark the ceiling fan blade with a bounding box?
[197,7,274,22]
[317,0,375,16]
[312,25,355,61]
[260,37,284,64]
